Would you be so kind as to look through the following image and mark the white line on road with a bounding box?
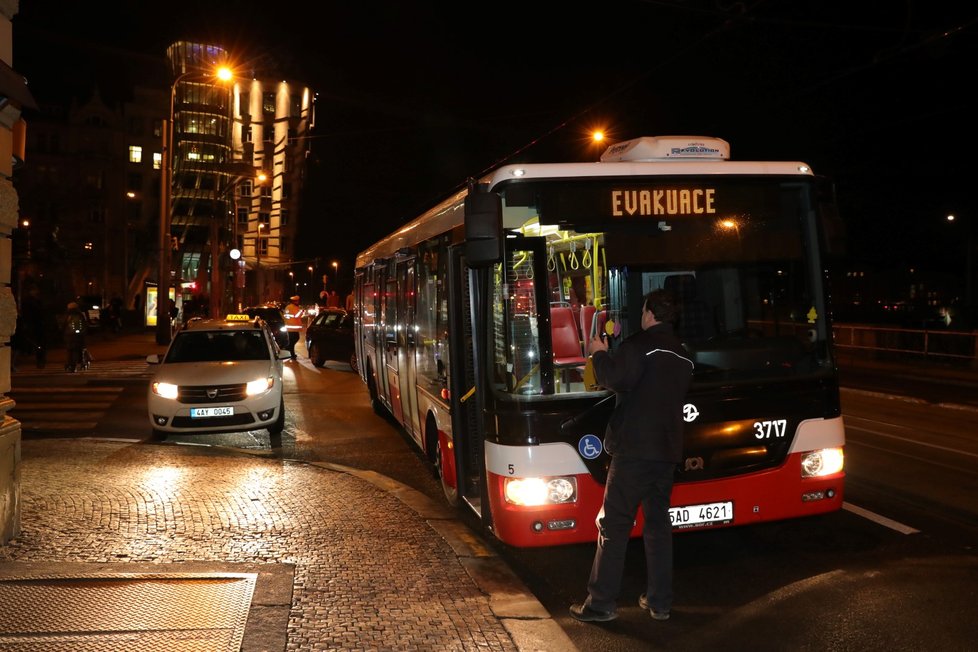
[843,501,920,534]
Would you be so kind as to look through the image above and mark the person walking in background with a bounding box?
[283,295,304,360]
[570,289,694,624]
[63,300,88,372]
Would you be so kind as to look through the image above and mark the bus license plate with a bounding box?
[669,501,733,530]
[190,406,233,418]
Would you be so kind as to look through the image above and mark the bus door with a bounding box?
[379,266,397,416]
[396,258,421,438]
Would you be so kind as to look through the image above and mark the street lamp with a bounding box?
[156,63,233,344]
[947,213,974,308]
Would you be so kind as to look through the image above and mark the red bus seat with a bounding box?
[551,306,587,390]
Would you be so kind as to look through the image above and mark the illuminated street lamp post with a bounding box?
[947,213,974,308]
[157,64,232,344]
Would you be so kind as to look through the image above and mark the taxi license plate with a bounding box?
[669,501,733,530]
[190,406,233,418]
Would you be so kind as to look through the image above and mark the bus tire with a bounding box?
[367,368,384,416]
[429,420,459,507]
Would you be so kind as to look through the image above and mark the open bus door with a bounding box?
[447,185,503,530]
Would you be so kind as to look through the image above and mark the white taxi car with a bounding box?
[147,314,290,439]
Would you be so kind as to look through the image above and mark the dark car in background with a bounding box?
[305,308,357,370]
[243,305,290,350]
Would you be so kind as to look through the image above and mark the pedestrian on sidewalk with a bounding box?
[570,289,693,624]
[63,300,88,372]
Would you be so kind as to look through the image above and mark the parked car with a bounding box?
[146,313,291,438]
[243,305,290,350]
[305,308,357,370]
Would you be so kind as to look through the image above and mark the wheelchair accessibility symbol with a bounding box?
[578,434,603,460]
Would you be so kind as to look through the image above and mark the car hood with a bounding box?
[150,360,280,386]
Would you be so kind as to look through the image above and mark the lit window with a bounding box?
[153,152,162,170]
[129,145,142,163]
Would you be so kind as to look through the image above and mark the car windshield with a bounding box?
[319,312,348,328]
[166,330,270,363]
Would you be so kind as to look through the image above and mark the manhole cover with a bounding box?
[0,572,256,651]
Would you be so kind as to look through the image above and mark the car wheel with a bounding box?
[350,352,358,373]
[309,342,325,367]
[268,396,285,436]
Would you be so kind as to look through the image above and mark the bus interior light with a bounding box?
[504,476,578,506]
[800,447,844,478]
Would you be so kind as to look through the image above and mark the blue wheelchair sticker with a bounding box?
[578,434,603,460]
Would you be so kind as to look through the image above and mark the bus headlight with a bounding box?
[504,476,577,506]
[801,447,844,478]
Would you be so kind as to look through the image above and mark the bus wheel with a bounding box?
[435,436,459,507]
[367,369,384,416]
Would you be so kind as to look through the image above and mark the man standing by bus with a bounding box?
[283,295,304,360]
[570,289,693,623]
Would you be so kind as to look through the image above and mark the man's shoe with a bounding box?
[569,603,618,623]
[638,593,670,620]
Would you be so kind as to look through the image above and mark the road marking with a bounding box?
[843,501,919,534]
[11,387,125,393]
[16,422,100,431]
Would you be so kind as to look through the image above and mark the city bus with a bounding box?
[353,136,845,548]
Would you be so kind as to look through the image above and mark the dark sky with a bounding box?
[12,1,978,276]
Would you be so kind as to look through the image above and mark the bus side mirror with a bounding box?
[465,191,502,267]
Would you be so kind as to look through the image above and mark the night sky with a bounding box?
[11,1,978,279]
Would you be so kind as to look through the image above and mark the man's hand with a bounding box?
[588,333,608,355]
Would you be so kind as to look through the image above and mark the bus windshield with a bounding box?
[489,177,832,397]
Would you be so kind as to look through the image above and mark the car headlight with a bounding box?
[801,447,844,478]
[246,377,274,396]
[151,382,179,400]
[504,476,577,506]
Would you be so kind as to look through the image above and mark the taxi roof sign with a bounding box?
[226,313,251,322]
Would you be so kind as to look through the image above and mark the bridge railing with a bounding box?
[832,323,978,366]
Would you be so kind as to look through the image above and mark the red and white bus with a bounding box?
[353,136,845,547]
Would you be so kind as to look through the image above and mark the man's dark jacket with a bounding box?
[591,322,694,462]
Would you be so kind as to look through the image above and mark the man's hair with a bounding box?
[644,289,678,324]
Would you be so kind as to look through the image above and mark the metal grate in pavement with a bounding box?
[0,572,256,651]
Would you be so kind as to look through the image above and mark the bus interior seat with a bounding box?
[663,273,716,341]
[551,306,587,389]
